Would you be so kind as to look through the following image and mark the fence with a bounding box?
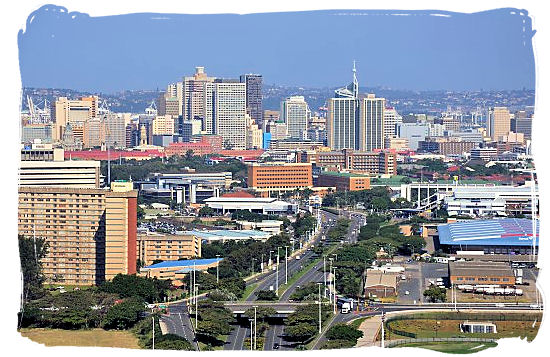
[386,337,496,348]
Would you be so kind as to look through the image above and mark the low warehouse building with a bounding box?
[364,269,399,298]
[449,261,515,286]
[437,218,539,255]
[139,258,222,285]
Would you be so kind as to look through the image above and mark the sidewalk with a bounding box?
[355,315,382,347]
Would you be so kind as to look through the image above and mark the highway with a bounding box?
[160,302,199,350]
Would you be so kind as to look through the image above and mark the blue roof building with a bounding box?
[437,218,539,255]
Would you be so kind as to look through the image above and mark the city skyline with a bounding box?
[19,6,535,92]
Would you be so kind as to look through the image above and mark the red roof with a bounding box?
[65,150,164,160]
[221,191,255,198]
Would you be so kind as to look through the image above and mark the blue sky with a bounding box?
[18,5,535,92]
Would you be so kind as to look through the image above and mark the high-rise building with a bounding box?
[511,113,533,140]
[152,115,175,135]
[52,96,98,142]
[396,123,430,151]
[104,113,126,148]
[487,107,511,141]
[247,163,313,196]
[213,80,247,150]
[83,117,105,148]
[328,62,385,151]
[240,74,263,126]
[327,97,358,149]
[281,96,310,140]
[383,107,402,138]
[246,115,263,149]
[359,94,385,151]
[183,67,216,127]
[18,182,137,285]
[22,124,53,144]
[158,83,183,117]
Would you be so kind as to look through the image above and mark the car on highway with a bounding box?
[273,343,280,350]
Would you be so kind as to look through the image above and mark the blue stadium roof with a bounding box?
[142,258,223,270]
[437,218,539,247]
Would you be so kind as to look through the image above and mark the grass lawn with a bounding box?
[349,316,370,330]
[243,283,258,300]
[447,290,530,303]
[19,328,140,349]
[387,319,541,341]
[277,258,321,298]
[394,341,498,354]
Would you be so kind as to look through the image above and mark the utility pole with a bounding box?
[269,250,273,267]
[329,258,333,303]
[317,282,322,334]
[250,319,253,351]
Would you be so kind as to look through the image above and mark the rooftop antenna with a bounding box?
[352,60,359,99]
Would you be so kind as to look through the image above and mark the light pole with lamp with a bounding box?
[276,247,280,295]
[269,250,274,267]
[194,283,200,330]
[253,305,258,350]
[285,246,289,284]
[317,282,323,334]
[323,255,327,298]
[332,267,338,314]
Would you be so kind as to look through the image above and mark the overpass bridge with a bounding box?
[224,301,327,315]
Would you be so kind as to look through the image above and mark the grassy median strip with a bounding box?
[242,283,259,300]
[393,341,498,354]
[277,258,321,298]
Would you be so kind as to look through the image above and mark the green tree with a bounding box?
[325,323,363,343]
[423,284,447,303]
[255,290,278,301]
[102,298,145,330]
[155,334,194,350]
[284,323,317,343]
[18,235,49,301]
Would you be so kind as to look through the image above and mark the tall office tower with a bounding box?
[263,110,280,123]
[383,107,402,138]
[152,115,175,135]
[240,74,263,126]
[487,107,511,141]
[359,94,385,151]
[327,62,360,150]
[183,67,216,125]
[213,80,247,150]
[158,83,183,117]
[104,113,126,148]
[52,96,99,142]
[511,111,533,140]
[126,123,138,148]
[83,117,105,148]
[18,182,137,285]
[281,96,310,140]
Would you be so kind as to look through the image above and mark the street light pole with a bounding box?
[250,319,253,351]
[381,312,385,348]
[317,283,322,334]
[194,283,200,330]
[333,267,338,314]
[152,310,155,350]
[323,255,327,298]
[276,249,280,296]
[269,250,273,267]
[253,306,257,350]
[285,246,289,285]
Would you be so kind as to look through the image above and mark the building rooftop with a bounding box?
[319,171,370,178]
[365,270,398,288]
[186,229,271,240]
[438,218,539,247]
[449,261,514,277]
[142,258,223,270]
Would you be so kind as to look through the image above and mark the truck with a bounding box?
[341,302,351,314]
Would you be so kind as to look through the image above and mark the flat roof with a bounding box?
[142,258,223,270]
[365,270,398,288]
[438,218,539,247]
[187,229,271,240]
[449,261,514,277]
[319,171,370,178]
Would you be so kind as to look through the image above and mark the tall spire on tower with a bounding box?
[352,60,358,99]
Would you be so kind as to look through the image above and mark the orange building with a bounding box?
[18,182,138,285]
[247,162,312,196]
[317,171,371,191]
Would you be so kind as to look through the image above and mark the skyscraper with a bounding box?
[383,107,402,138]
[213,80,247,150]
[359,94,385,151]
[240,74,263,126]
[487,107,511,141]
[327,62,360,150]
[281,96,310,140]
[183,67,215,125]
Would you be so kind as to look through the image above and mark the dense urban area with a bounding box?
[18,64,541,353]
